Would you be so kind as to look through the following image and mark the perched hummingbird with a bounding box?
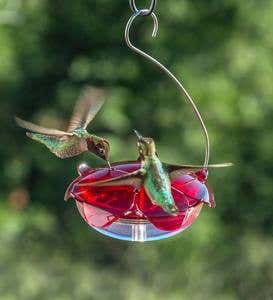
[80,130,232,216]
[15,86,110,165]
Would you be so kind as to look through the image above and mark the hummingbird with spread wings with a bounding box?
[15,86,110,165]
[79,130,232,215]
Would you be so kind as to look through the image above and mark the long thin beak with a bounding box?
[133,129,143,140]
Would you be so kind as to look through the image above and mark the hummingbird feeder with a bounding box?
[65,0,229,241]
[66,161,214,241]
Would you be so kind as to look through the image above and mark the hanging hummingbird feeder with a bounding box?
[61,0,232,242]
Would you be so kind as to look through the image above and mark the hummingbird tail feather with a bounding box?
[26,132,44,143]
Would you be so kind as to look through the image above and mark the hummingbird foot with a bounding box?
[107,160,112,170]
[26,132,33,138]
[164,204,180,216]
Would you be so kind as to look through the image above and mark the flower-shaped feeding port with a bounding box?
[65,161,214,242]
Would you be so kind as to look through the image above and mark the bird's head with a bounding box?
[87,138,110,162]
[134,130,157,157]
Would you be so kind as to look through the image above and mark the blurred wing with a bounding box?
[67,86,105,132]
[164,162,233,181]
[15,117,72,137]
[78,170,143,188]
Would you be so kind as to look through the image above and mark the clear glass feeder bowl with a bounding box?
[65,161,214,242]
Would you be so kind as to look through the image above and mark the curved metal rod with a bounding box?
[130,0,157,16]
[125,11,210,167]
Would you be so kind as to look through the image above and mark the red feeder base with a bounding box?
[65,161,214,241]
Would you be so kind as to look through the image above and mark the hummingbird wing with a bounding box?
[164,162,233,180]
[78,170,143,188]
[67,86,105,132]
[15,117,73,137]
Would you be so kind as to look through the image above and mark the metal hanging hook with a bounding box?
[125,3,210,168]
[129,0,157,16]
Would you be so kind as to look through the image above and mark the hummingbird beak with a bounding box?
[133,129,144,141]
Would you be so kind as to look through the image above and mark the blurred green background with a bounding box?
[0,0,273,299]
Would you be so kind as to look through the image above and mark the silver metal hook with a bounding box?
[130,0,157,16]
[125,9,210,168]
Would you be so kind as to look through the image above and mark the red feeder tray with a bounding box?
[65,161,214,241]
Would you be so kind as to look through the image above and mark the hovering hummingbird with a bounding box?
[15,86,110,165]
[80,130,232,215]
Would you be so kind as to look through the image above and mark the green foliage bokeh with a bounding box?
[0,1,273,299]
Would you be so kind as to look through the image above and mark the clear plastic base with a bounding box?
[92,218,188,242]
